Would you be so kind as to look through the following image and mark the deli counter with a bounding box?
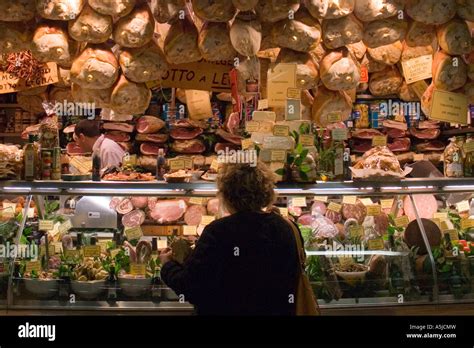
[1,178,474,315]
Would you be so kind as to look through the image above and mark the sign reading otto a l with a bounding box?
[0,62,59,94]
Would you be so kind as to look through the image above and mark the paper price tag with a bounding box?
[109,249,120,258]
[83,245,101,258]
[380,199,394,210]
[58,220,73,234]
[430,90,469,125]
[461,219,474,230]
[25,261,41,273]
[338,256,355,267]
[157,239,168,249]
[98,241,109,253]
[2,203,16,217]
[402,55,433,84]
[394,215,410,228]
[27,208,35,218]
[291,197,307,207]
[299,135,314,147]
[124,226,143,241]
[189,197,206,205]
[440,220,450,231]
[65,249,81,259]
[241,138,254,150]
[246,121,260,133]
[130,263,146,276]
[279,207,288,217]
[314,196,328,203]
[52,242,63,254]
[360,65,369,83]
[169,159,185,171]
[183,225,198,236]
[210,160,220,172]
[342,196,357,205]
[360,198,374,206]
[273,125,290,137]
[200,215,215,226]
[456,200,470,213]
[257,99,269,110]
[433,212,449,220]
[287,88,301,99]
[39,244,55,257]
[39,220,54,231]
[368,239,385,251]
[413,154,424,161]
[271,150,287,162]
[327,202,342,213]
[331,129,348,141]
[349,225,364,238]
[372,136,387,147]
[367,205,381,216]
[327,113,342,123]
[184,157,193,170]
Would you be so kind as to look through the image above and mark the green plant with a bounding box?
[275,143,311,181]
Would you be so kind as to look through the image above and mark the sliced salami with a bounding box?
[342,201,367,224]
[184,205,207,226]
[122,209,146,228]
[116,198,134,215]
[325,209,342,224]
[403,194,437,221]
[109,197,122,210]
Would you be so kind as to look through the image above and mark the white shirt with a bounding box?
[92,135,126,171]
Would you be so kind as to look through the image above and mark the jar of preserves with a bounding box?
[444,137,464,178]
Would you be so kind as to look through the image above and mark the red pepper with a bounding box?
[458,240,468,247]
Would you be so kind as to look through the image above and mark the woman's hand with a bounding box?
[159,248,173,265]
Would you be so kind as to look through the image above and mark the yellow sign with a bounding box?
[98,241,109,254]
[413,153,424,161]
[273,125,290,137]
[394,215,410,228]
[338,256,355,267]
[25,261,41,273]
[464,142,474,153]
[430,90,469,125]
[434,212,449,220]
[83,245,101,258]
[157,239,168,249]
[109,249,120,258]
[368,239,385,251]
[299,135,314,146]
[291,197,307,207]
[271,150,287,162]
[342,196,357,205]
[200,215,215,226]
[189,197,206,205]
[39,244,55,257]
[52,242,63,254]
[210,160,220,172]
[380,199,394,210]
[461,219,474,230]
[124,226,143,241]
[130,263,146,276]
[349,225,364,238]
[431,218,441,229]
[58,220,73,234]
[314,196,328,203]
[456,200,470,213]
[183,225,198,236]
[169,159,186,171]
[155,59,232,93]
[445,229,459,242]
[279,207,288,217]
[267,63,297,108]
[287,88,301,99]
[372,136,387,147]
[39,220,54,231]
[401,55,433,84]
[241,138,254,150]
[246,121,260,133]
[327,113,342,123]
[65,249,82,259]
[2,203,16,218]
[440,220,450,231]
[327,202,342,213]
[0,62,59,94]
[367,205,381,216]
[257,99,269,110]
[122,154,137,167]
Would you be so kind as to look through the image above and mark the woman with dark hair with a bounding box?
[160,161,300,315]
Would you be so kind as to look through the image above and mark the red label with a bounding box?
[360,65,369,84]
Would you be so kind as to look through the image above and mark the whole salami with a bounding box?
[374,212,389,236]
[122,209,146,228]
[184,205,207,226]
[311,201,327,216]
[116,198,134,215]
[131,197,148,209]
[109,197,122,210]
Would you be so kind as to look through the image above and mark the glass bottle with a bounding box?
[444,137,464,178]
[156,148,167,181]
[464,134,474,177]
[92,149,101,181]
[24,134,36,181]
[343,148,351,181]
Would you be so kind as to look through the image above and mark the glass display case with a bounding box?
[1,178,474,314]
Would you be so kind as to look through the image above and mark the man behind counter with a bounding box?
[73,120,125,171]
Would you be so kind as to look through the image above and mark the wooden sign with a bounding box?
[0,62,59,94]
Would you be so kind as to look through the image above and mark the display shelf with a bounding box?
[1,178,474,196]
[442,127,474,137]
